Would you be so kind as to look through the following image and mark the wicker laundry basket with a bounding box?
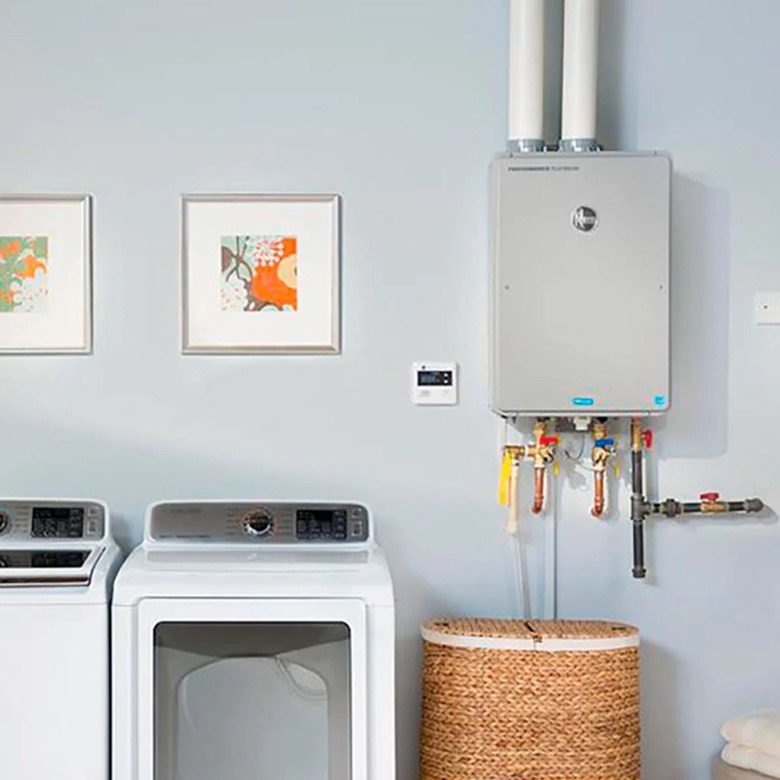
[420,618,640,780]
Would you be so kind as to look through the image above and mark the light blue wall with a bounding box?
[1,1,778,778]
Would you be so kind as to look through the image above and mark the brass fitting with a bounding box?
[630,417,643,452]
[504,421,558,515]
[504,445,527,463]
[590,421,615,518]
[700,492,727,513]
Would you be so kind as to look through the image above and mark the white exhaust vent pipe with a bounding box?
[560,0,600,151]
[508,0,546,152]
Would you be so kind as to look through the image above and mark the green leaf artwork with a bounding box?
[0,236,49,313]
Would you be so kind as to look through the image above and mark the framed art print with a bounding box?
[0,195,92,354]
[182,194,341,354]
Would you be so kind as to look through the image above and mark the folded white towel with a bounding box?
[722,711,780,759]
[722,743,780,779]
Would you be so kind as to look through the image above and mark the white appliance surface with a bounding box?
[112,500,395,780]
[0,498,121,780]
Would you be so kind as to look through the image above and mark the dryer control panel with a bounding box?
[148,502,370,544]
[0,500,106,542]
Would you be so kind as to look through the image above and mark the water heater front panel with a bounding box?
[490,152,671,416]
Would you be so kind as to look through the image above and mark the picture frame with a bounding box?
[0,194,92,354]
[181,194,341,355]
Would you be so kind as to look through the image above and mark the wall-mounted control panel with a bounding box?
[0,500,106,543]
[148,502,371,544]
[411,362,458,405]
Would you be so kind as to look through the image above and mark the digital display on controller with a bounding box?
[417,370,452,386]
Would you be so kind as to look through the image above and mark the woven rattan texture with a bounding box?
[420,619,640,780]
[424,618,637,642]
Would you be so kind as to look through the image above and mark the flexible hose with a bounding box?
[508,460,532,618]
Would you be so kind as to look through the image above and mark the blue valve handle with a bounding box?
[595,438,615,447]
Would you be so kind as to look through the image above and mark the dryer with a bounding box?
[112,500,395,780]
[0,498,121,780]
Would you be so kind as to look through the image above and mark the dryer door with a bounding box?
[136,598,367,780]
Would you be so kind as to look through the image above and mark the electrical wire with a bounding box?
[564,431,587,460]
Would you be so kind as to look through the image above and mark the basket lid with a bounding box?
[421,618,639,652]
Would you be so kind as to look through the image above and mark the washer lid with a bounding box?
[0,546,104,587]
[112,545,394,605]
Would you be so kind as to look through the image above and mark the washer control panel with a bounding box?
[148,502,370,544]
[0,501,106,542]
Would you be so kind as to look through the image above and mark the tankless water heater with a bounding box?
[490,151,671,417]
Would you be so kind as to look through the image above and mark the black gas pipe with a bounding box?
[628,418,764,579]
[630,420,648,579]
[651,497,764,517]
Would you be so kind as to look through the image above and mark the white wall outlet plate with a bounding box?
[411,362,458,405]
[755,292,780,325]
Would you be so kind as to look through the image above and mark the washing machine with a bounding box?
[112,500,395,780]
[0,498,121,780]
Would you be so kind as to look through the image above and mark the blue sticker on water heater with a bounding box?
[572,397,595,407]
[654,395,667,407]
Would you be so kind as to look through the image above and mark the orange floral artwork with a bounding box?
[0,236,49,313]
[221,235,298,312]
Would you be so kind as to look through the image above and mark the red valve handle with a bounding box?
[700,492,720,502]
[540,436,560,446]
[642,430,653,449]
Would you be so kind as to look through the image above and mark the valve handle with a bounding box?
[540,436,559,446]
[700,492,720,502]
[642,430,653,450]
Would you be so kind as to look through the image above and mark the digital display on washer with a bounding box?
[296,509,348,540]
[31,507,85,538]
[0,550,89,568]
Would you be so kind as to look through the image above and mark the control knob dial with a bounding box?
[242,509,274,537]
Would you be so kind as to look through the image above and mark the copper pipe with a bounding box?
[591,470,605,517]
[531,467,545,514]
[590,419,609,518]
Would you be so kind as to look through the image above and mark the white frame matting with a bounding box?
[181,194,341,354]
[0,194,92,354]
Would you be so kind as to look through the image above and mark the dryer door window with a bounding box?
[137,599,368,780]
